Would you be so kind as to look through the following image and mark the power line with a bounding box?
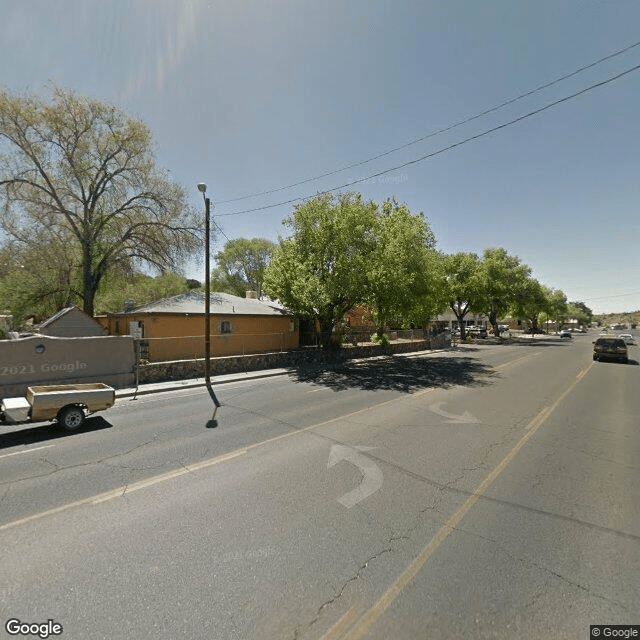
[214,40,640,206]
[211,217,230,243]
[215,63,640,218]
[579,290,640,302]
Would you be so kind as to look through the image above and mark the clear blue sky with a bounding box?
[2,0,639,314]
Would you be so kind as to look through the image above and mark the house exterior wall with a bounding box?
[41,307,107,337]
[100,313,298,362]
[436,311,488,329]
[345,306,375,329]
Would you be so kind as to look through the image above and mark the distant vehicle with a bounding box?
[618,333,636,345]
[523,327,546,334]
[467,326,487,338]
[593,337,628,363]
[559,329,572,339]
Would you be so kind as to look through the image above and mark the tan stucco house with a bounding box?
[97,291,298,362]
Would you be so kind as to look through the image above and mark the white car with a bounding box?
[618,334,636,345]
[559,329,572,339]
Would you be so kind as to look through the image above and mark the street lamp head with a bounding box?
[197,182,207,194]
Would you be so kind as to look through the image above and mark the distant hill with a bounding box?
[595,311,639,328]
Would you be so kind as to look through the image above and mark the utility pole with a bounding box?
[198,183,221,424]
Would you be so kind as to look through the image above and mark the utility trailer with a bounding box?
[1,383,115,431]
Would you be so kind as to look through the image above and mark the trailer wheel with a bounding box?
[58,405,85,431]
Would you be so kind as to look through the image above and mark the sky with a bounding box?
[1,0,639,314]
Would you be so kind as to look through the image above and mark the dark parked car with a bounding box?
[523,327,546,334]
[593,337,628,363]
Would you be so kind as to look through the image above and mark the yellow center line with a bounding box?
[333,361,595,640]
[0,449,247,531]
[321,606,361,640]
[3,351,581,534]
[494,351,541,370]
[0,386,439,532]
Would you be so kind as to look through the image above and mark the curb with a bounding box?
[115,369,289,399]
[115,347,454,399]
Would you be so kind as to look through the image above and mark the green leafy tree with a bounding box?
[442,252,483,340]
[566,302,591,326]
[0,236,81,325]
[570,301,593,325]
[263,193,378,348]
[0,87,202,316]
[363,199,439,338]
[211,237,277,297]
[546,289,569,329]
[0,233,190,322]
[511,278,549,330]
[477,248,531,336]
[94,271,190,313]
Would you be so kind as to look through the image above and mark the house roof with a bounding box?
[37,305,107,336]
[38,306,76,329]
[109,291,293,317]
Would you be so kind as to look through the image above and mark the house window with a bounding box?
[220,320,232,334]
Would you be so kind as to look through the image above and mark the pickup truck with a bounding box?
[1,383,115,431]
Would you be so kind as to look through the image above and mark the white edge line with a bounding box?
[0,444,55,459]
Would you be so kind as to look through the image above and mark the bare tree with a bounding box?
[0,87,203,315]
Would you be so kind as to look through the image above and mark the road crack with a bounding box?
[455,527,631,613]
[0,435,161,485]
[292,538,402,639]
[0,483,11,508]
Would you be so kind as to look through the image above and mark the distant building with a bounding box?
[436,311,489,330]
[344,305,375,329]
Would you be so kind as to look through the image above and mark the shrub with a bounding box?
[370,332,390,346]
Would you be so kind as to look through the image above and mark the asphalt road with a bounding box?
[2,333,639,639]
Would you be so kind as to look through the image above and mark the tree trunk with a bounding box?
[317,314,339,350]
[82,244,96,317]
[488,309,499,337]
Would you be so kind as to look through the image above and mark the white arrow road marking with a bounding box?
[327,445,383,509]
[428,402,480,424]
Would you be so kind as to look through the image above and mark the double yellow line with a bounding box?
[322,361,594,640]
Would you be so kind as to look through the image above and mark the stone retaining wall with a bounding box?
[137,336,448,385]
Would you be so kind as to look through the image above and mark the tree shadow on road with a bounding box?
[286,355,493,393]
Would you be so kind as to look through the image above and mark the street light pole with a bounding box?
[197,182,221,423]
